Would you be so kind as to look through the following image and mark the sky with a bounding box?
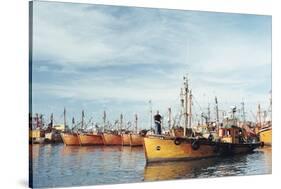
[31,1,272,129]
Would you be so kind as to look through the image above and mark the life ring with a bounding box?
[260,141,264,148]
[174,138,181,145]
[191,140,200,150]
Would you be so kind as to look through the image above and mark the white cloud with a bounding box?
[31,2,271,123]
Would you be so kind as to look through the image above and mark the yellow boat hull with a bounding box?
[143,136,261,163]
[259,127,272,146]
[144,136,218,162]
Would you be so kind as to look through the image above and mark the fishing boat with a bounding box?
[130,134,144,146]
[144,119,261,163]
[29,113,45,144]
[45,130,63,143]
[76,110,104,145]
[129,114,144,146]
[143,76,262,163]
[44,113,63,143]
[102,132,122,145]
[61,132,80,146]
[258,125,272,146]
[78,133,104,145]
[119,114,131,146]
[257,94,272,146]
[102,112,122,145]
[122,133,131,146]
[61,108,80,146]
[30,129,45,144]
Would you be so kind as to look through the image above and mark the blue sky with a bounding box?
[31,1,271,128]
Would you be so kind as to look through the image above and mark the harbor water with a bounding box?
[30,144,272,188]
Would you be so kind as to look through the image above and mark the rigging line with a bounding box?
[192,95,204,113]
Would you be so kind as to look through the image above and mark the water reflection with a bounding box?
[31,144,271,188]
[144,158,217,181]
[144,148,271,181]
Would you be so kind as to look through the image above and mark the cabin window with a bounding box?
[226,130,230,136]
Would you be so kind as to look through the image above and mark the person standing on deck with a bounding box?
[154,110,162,135]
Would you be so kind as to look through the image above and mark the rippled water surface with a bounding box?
[30,144,271,188]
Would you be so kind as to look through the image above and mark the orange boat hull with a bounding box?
[122,134,131,146]
[102,133,122,145]
[61,133,80,146]
[130,134,144,146]
[78,133,104,145]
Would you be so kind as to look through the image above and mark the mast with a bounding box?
[63,107,66,128]
[168,107,172,130]
[257,104,262,127]
[215,97,220,128]
[120,113,123,132]
[72,117,75,130]
[149,100,153,131]
[50,113,54,128]
[241,101,246,125]
[183,76,189,136]
[180,88,184,127]
[263,111,267,124]
[188,90,192,128]
[36,113,39,129]
[207,104,211,124]
[268,92,272,122]
[39,114,43,128]
[103,110,106,132]
[81,110,84,130]
[135,113,138,133]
